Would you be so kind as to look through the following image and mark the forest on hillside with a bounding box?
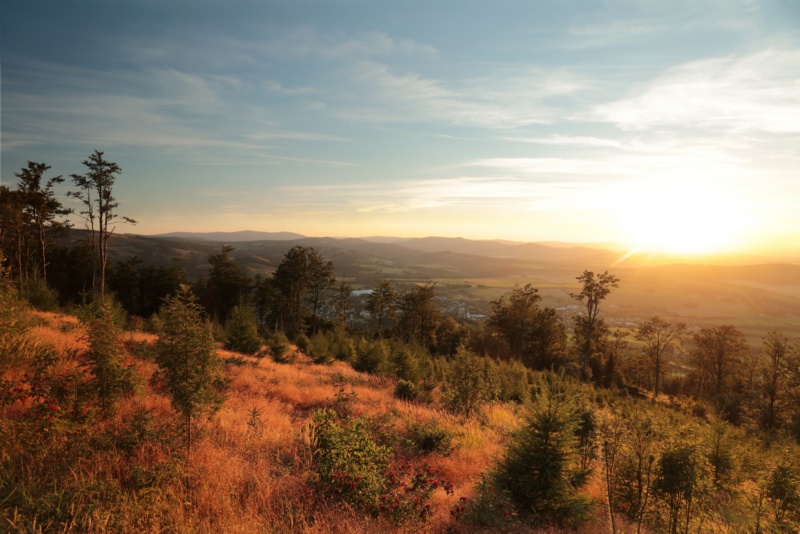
[2,154,800,532]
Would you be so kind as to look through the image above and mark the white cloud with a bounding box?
[333,61,587,128]
[593,49,800,132]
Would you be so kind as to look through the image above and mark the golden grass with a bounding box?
[5,312,629,534]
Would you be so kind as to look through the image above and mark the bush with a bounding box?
[224,305,262,355]
[394,379,419,402]
[295,333,310,354]
[72,291,128,330]
[21,278,60,312]
[313,409,453,523]
[313,408,391,511]
[404,421,453,455]
[264,329,293,363]
[453,474,517,529]
[441,344,492,416]
[354,338,389,374]
[309,332,334,364]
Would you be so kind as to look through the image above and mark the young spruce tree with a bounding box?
[155,285,226,453]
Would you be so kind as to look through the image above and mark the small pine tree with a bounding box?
[441,344,491,416]
[155,285,226,453]
[86,305,134,415]
[493,378,594,526]
[224,304,262,355]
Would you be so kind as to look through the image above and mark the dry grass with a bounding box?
[3,313,627,534]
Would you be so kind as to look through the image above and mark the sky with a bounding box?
[2,0,799,255]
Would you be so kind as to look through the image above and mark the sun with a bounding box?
[617,180,747,256]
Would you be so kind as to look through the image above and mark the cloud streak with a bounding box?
[592,50,800,133]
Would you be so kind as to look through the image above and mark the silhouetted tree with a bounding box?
[487,284,568,370]
[635,316,686,399]
[757,331,791,431]
[198,245,251,322]
[272,246,312,338]
[306,251,336,334]
[365,279,397,335]
[397,282,441,348]
[571,270,619,376]
[334,281,352,328]
[69,151,136,295]
[692,325,749,399]
[15,162,71,283]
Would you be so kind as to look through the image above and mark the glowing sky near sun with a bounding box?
[2,0,799,255]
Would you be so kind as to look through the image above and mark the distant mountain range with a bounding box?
[95,229,799,284]
[153,230,306,241]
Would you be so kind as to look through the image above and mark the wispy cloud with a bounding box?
[333,61,587,128]
[592,49,800,132]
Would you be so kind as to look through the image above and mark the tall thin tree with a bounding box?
[69,150,136,296]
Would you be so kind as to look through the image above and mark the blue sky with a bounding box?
[2,0,799,253]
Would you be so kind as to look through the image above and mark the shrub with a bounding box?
[354,338,389,374]
[295,333,310,354]
[441,344,492,416]
[394,379,419,402]
[405,421,454,456]
[313,408,391,511]
[309,331,334,364]
[264,329,293,363]
[224,305,262,355]
[453,474,517,529]
[21,277,60,312]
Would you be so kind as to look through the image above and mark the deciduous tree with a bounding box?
[571,270,619,376]
[635,316,686,399]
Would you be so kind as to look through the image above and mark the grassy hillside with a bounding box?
[3,306,799,533]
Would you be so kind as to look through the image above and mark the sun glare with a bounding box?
[618,180,747,256]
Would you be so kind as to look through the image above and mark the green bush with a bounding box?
[404,421,453,456]
[354,338,389,374]
[21,278,60,312]
[224,305,262,355]
[313,408,391,511]
[441,344,492,416]
[394,379,419,402]
[309,332,334,364]
[264,329,293,363]
[453,474,517,529]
